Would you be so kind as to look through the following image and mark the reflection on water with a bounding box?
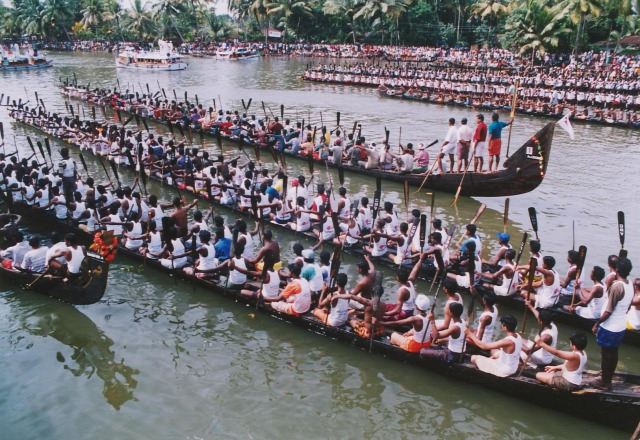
[0,52,635,440]
[2,294,138,411]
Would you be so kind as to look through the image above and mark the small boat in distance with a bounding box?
[116,40,187,71]
[1,44,53,71]
[229,49,260,61]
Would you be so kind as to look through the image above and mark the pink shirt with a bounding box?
[415,150,430,167]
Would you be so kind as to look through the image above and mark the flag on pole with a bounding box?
[510,82,519,119]
[557,114,575,140]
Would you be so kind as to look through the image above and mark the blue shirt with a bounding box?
[214,238,231,261]
[488,121,508,139]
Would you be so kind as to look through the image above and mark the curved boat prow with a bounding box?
[504,122,555,177]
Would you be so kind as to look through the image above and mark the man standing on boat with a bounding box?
[436,118,457,173]
[591,257,634,391]
[472,114,487,173]
[456,118,473,173]
[486,113,513,172]
[58,147,77,204]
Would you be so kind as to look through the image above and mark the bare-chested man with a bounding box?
[248,229,282,271]
[167,196,198,237]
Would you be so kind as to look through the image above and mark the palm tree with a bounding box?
[80,0,104,37]
[126,0,155,41]
[506,0,571,61]
[153,0,186,42]
[558,0,604,53]
[266,0,314,42]
[468,0,508,27]
[249,0,270,41]
[352,0,413,44]
[323,0,364,43]
[43,0,72,39]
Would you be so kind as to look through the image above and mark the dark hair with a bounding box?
[466,224,476,234]
[592,266,605,282]
[319,250,331,265]
[411,209,420,218]
[336,273,348,288]
[292,242,304,255]
[506,249,516,261]
[28,236,40,247]
[288,263,302,277]
[568,250,580,264]
[543,256,556,269]
[443,279,457,293]
[537,309,553,326]
[608,254,618,269]
[617,257,632,278]
[530,240,541,253]
[449,302,463,318]
[492,112,500,121]
[65,233,78,246]
[263,230,273,241]
[500,314,517,332]
[433,219,442,228]
[356,259,369,273]
[570,332,588,350]
[397,267,410,283]
[476,114,484,121]
[199,230,211,243]
[448,117,455,125]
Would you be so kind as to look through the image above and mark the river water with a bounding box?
[0,52,638,439]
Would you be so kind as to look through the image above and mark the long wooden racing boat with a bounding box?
[0,214,111,305]
[9,196,640,433]
[11,116,640,346]
[60,88,554,198]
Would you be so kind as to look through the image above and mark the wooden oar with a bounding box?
[572,220,575,250]
[520,256,537,334]
[26,267,52,290]
[368,270,384,353]
[518,323,543,377]
[569,245,588,308]
[398,217,420,267]
[403,180,409,218]
[505,81,518,158]
[419,214,427,251]
[459,255,477,363]
[414,157,438,194]
[428,192,435,233]
[528,207,539,241]
[450,151,475,206]
[503,197,510,233]
[456,203,486,246]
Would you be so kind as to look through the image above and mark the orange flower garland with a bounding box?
[90,232,118,262]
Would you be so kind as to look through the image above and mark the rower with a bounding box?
[380,294,433,352]
[0,232,30,268]
[565,266,606,319]
[183,230,217,279]
[519,256,560,309]
[57,147,77,203]
[447,240,480,289]
[466,314,523,377]
[348,255,376,310]
[471,294,499,344]
[158,227,188,270]
[288,196,310,232]
[313,273,350,327]
[169,196,198,238]
[363,218,394,259]
[383,257,422,321]
[270,263,312,317]
[534,332,588,391]
[235,220,259,261]
[301,249,324,300]
[46,233,85,278]
[520,306,558,367]
[238,257,281,302]
[559,249,583,300]
[342,286,386,340]
[421,301,465,364]
[16,236,49,274]
[382,201,400,236]
[604,255,618,289]
[482,232,511,271]
[480,249,518,296]
[591,257,633,391]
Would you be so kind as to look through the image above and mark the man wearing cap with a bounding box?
[472,114,487,172]
[412,143,430,174]
[436,118,457,173]
[456,118,474,172]
[482,232,512,270]
[301,249,324,298]
[271,263,312,317]
[379,294,433,352]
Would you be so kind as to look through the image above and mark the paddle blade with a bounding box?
[471,203,486,224]
[91,106,96,121]
[0,121,3,140]
[528,207,538,233]
[577,245,587,274]
[338,165,344,186]
[308,153,314,174]
[280,104,284,120]
[44,138,52,158]
[420,214,427,250]
[79,152,89,174]
[247,99,252,111]
[618,211,625,249]
[336,112,340,127]
[242,99,246,110]
[376,176,382,193]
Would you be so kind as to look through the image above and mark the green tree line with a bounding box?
[1,0,639,54]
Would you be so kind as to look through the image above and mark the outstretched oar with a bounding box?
[44,138,52,164]
[368,270,384,353]
[451,150,475,206]
[528,207,539,241]
[618,211,626,257]
[503,198,510,233]
[456,203,486,247]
